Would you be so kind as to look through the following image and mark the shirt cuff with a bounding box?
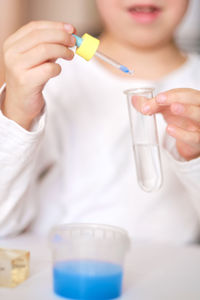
[0,83,46,134]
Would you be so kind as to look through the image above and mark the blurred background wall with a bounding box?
[175,0,200,53]
[0,0,200,87]
[27,0,102,35]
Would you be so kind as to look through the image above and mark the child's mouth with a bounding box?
[127,4,161,23]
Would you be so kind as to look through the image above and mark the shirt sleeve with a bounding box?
[0,84,46,237]
[163,133,200,216]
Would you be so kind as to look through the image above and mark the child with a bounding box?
[0,0,200,243]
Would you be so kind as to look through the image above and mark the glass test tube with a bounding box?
[124,88,163,192]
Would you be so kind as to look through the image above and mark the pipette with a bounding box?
[94,51,134,75]
[73,34,134,75]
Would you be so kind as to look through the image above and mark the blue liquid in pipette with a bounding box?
[53,260,123,299]
[120,65,131,74]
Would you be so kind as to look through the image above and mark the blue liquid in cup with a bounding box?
[53,260,123,299]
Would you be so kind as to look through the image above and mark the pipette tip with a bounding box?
[120,65,134,75]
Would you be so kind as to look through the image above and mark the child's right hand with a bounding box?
[2,21,76,130]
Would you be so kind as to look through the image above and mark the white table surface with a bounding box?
[1,234,200,300]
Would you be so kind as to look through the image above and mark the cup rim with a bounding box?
[49,223,130,247]
[51,222,129,236]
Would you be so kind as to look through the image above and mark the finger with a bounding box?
[131,96,147,112]
[132,96,162,114]
[11,28,76,54]
[27,62,62,86]
[19,44,74,69]
[167,124,200,148]
[163,113,199,132]
[156,88,200,106]
[4,21,75,50]
[170,103,200,124]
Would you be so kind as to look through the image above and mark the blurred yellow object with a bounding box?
[0,248,30,288]
[76,33,100,61]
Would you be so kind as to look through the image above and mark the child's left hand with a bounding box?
[132,88,200,161]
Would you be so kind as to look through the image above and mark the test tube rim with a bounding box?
[124,87,154,95]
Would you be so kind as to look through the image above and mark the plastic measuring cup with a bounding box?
[49,223,130,300]
[124,87,163,192]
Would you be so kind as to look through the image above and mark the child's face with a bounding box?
[96,0,189,48]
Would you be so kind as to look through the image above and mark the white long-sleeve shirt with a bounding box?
[0,53,200,243]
